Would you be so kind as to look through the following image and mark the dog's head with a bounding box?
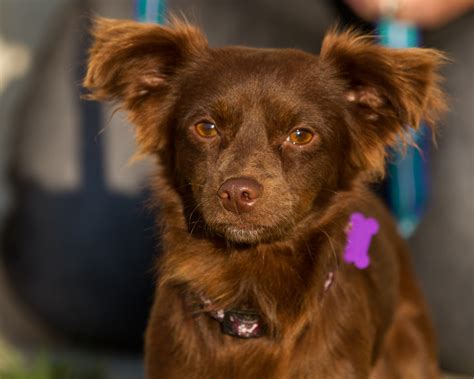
[84,18,446,244]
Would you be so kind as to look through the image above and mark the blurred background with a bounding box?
[0,0,472,378]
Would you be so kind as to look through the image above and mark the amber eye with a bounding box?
[287,129,313,145]
[195,121,217,138]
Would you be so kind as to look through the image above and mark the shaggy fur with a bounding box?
[84,17,446,379]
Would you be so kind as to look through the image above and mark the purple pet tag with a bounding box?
[343,212,379,269]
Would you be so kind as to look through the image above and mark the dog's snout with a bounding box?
[218,177,263,214]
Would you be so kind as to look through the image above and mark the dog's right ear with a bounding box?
[83,17,208,155]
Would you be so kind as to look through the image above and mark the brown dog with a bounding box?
[84,17,446,379]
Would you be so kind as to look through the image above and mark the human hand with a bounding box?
[344,0,474,29]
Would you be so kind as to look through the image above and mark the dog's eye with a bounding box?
[287,129,313,145]
[195,122,217,138]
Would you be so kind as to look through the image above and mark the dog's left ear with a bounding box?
[320,29,447,178]
[84,17,208,156]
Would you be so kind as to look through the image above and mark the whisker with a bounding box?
[317,227,339,271]
[186,198,213,237]
[173,182,207,191]
[320,187,339,196]
[303,239,315,262]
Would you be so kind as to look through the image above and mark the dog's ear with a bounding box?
[83,17,208,155]
[320,29,447,179]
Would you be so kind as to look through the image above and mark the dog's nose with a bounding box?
[217,177,263,214]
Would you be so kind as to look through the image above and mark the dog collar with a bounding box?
[199,271,334,339]
[198,295,264,338]
[199,296,264,338]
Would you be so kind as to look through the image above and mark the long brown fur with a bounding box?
[84,17,447,379]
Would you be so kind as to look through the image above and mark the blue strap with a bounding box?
[136,0,166,24]
[377,19,430,238]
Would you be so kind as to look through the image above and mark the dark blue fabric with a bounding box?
[3,17,158,350]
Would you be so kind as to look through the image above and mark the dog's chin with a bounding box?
[213,223,287,245]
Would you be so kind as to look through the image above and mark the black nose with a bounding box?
[217,177,263,214]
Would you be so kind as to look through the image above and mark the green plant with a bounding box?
[0,353,104,379]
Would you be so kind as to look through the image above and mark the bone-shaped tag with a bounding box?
[343,212,379,269]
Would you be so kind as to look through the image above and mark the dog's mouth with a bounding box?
[211,222,290,244]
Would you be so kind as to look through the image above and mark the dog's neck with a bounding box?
[195,269,335,339]
[156,224,343,337]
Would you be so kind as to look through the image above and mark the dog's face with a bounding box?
[84,19,445,244]
[172,48,347,243]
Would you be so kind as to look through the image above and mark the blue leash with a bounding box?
[136,0,166,24]
[377,20,431,238]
